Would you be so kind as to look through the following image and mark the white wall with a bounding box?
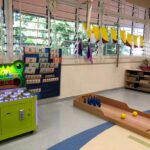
[0,55,143,100]
[60,56,143,98]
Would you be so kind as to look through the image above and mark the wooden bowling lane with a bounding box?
[74,94,150,138]
[101,103,150,136]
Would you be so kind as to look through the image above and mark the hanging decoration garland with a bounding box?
[111,28,117,44]
[134,35,138,48]
[101,27,109,44]
[120,30,126,44]
[46,0,57,13]
[92,26,100,54]
[126,33,132,47]
[46,0,57,50]
[140,36,144,48]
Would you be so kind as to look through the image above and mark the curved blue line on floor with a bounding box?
[48,110,150,150]
[48,122,114,150]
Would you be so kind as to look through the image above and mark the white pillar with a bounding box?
[48,10,51,47]
[144,10,150,58]
[4,0,13,60]
[98,0,104,57]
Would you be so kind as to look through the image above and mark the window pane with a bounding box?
[132,25,144,56]
[13,12,48,54]
[50,19,75,55]
[0,6,7,54]
[119,27,132,56]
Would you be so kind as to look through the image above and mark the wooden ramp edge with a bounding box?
[73,93,150,139]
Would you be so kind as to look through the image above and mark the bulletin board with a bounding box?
[23,47,62,99]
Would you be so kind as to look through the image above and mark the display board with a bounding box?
[0,60,25,89]
[23,47,62,99]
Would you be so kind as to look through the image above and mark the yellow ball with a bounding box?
[121,113,126,119]
[132,111,138,117]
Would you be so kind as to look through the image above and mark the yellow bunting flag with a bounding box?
[92,26,100,42]
[82,22,91,39]
[87,28,92,39]
[120,30,126,44]
[101,27,109,43]
[126,33,132,47]
[111,28,117,43]
[134,35,138,48]
[82,22,87,31]
[140,36,144,48]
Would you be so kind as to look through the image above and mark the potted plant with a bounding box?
[140,59,150,71]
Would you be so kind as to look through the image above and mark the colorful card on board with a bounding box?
[25,57,37,64]
[39,58,48,63]
[36,48,45,53]
[25,47,36,54]
[40,68,54,74]
[25,67,36,74]
[29,63,39,68]
[39,53,49,58]
[40,63,50,68]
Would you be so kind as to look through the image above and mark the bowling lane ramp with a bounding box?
[74,93,150,139]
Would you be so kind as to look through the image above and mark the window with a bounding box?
[13,12,48,54]
[119,24,144,56]
[78,23,98,56]
[0,4,6,54]
[50,19,75,56]
[50,3,76,56]
[119,26,132,56]
[4,0,147,57]
[103,26,117,56]
[132,23,144,56]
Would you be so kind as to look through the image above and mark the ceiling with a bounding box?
[127,0,150,8]
[9,0,146,27]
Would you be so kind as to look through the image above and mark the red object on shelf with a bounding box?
[140,66,150,71]
[0,80,4,86]
[7,80,14,85]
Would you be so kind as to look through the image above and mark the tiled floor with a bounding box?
[0,88,150,150]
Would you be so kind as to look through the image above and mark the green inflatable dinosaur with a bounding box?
[0,60,25,87]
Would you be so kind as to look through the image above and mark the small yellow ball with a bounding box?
[121,113,126,119]
[132,111,138,117]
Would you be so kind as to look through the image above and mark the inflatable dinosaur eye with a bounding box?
[16,63,22,69]
[14,60,25,72]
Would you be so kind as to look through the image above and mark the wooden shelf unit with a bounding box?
[125,69,150,93]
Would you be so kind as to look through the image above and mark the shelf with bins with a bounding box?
[125,69,150,93]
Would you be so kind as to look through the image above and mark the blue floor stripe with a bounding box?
[48,122,114,150]
[48,110,150,150]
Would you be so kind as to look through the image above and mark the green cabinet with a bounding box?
[0,97,37,141]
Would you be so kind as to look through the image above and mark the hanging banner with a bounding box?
[134,35,138,48]
[140,36,144,48]
[126,33,132,47]
[101,27,109,43]
[83,22,87,31]
[92,26,100,42]
[83,22,92,39]
[111,28,117,43]
[120,30,126,44]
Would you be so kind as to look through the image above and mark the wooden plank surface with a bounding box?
[74,93,150,138]
[101,103,150,132]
